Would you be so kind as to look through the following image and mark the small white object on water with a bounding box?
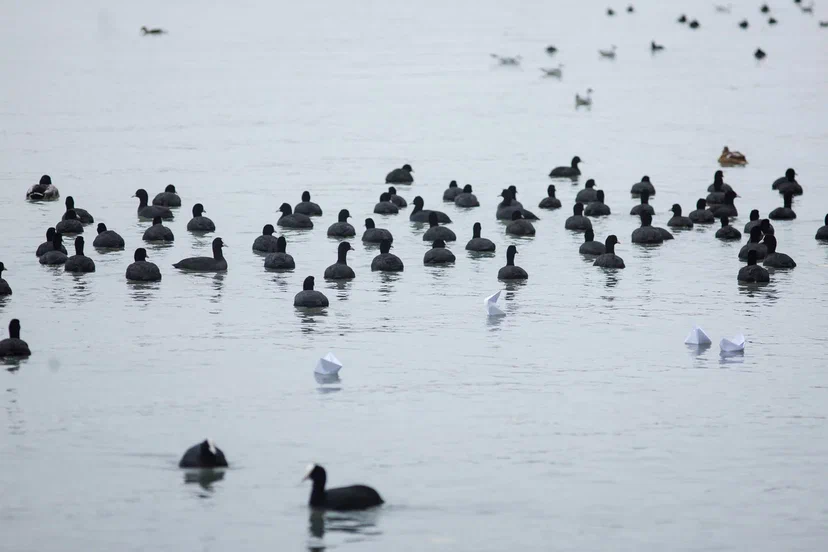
[484,290,506,317]
[720,335,745,353]
[315,352,343,375]
[685,326,712,345]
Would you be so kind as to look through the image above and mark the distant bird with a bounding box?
[768,17,777,25]
[651,41,665,52]
[64,237,96,273]
[490,54,522,65]
[263,236,295,270]
[627,4,634,12]
[760,4,770,14]
[142,217,174,242]
[820,21,828,27]
[545,45,558,55]
[387,187,407,208]
[754,48,767,60]
[631,175,656,196]
[141,26,166,35]
[607,8,615,16]
[327,209,356,238]
[423,212,457,242]
[454,185,480,208]
[505,211,536,236]
[538,185,562,210]
[466,223,496,252]
[593,235,625,269]
[277,203,313,229]
[0,262,11,296]
[371,239,404,272]
[540,65,563,78]
[739,19,749,29]
[599,45,617,59]
[719,146,748,166]
[565,202,593,231]
[667,204,694,228]
[801,3,814,14]
[762,235,796,268]
[689,19,700,28]
[362,218,394,244]
[26,174,59,201]
[179,439,227,468]
[294,191,323,217]
[303,464,383,511]
[575,89,593,107]
[294,277,328,308]
[134,189,173,220]
[385,164,414,184]
[186,203,216,233]
[324,242,355,280]
[442,180,462,202]
[497,245,528,280]
[173,238,228,272]
[579,229,606,255]
[715,4,732,13]
[550,156,583,178]
[768,192,796,220]
[716,216,742,241]
[152,184,181,207]
[63,196,93,224]
[678,14,688,23]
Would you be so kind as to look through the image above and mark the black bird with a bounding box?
[549,156,582,178]
[63,196,94,224]
[593,235,625,268]
[497,245,528,280]
[772,168,802,195]
[252,224,280,253]
[134,189,173,220]
[374,192,399,215]
[607,8,615,16]
[142,217,174,242]
[141,26,166,35]
[93,223,125,249]
[294,277,328,308]
[538,185,562,210]
[186,203,216,233]
[678,14,688,23]
[278,203,314,229]
[179,439,228,468]
[505,211,536,236]
[816,214,828,241]
[264,236,295,270]
[385,164,414,184]
[575,179,598,203]
[546,45,558,55]
[465,223,496,252]
[152,184,181,207]
[768,192,796,220]
[387,187,407,208]
[36,227,67,257]
[716,216,742,241]
[632,212,665,244]
[565,202,593,231]
[627,4,634,12]
[295,191,323,217]
[424,240,455,265]
[371,239,404,272]
[755,48,766,60]
[0,262,11,296]
[442,180,462,202]
[0,319,31,358]
[689,19,700,28]
[761,4,770,13]
[64,237,96,273]
[324,242,355,279]
[584,190,611,217]
[496,189,538,220]
[173,238,228,272]
[362,218,394,244]
[738,250,770,283]
[738,227,768,261]
[579,229,606,255]
[667,204,694,228]
[689,199,715,224]
[630,175,656,196]
[762,235,796,268]
[768,17,777,25]
[739,20,749,29]
[327,209,356,238]
[126,248,161,282]
[55,210,84,235]
[39,232,68,266]
[423,212,457,242]
[454,185,480,208]
[630,191,655,216]
[303,464,384,511]
[651,41,665,52]
[410,196,451,223]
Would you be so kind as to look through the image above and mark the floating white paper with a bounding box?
[484,290,506,317]
[719,335,745,353]
[684,325,712,346]
[315,352,343,375]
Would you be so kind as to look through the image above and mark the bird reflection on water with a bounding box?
[183,469,226,499]
[307,508,382,551]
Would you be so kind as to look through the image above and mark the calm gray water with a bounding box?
[2,1,828,550]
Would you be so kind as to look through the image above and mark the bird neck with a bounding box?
[213,244,224,260]
[310,479,326,507]
[506,251,515,266]
[337,250,348,264]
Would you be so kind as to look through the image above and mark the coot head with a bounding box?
[506,244,518,264]
[337,241,354,257]
[192,203,206,217]
[574,202,585,215]
[402,164,413,172]
[302,191,311,202]
[133,189,149,202]
[763,234,778,253]
[380,239,392,254]
[152,216,163,226]
[428,212,439,227]
[747,249,758,265]
[64,209,78,221]
[74,236,85,255]
[547,184,556,197]
[165,184,176,193]
[413,196,424,208]
[448,180,457,189]
[96,223,108,234]
[9,319,21,339]
[696,198,706,210]
[303,464,326,484]
[472,222,482,238]
[725,190,738,204]
[379,192,391,202]
[671,204,682,216]
[303,276,315,291]
[263,224,275,236]
[40,175,52,186]
[365,218,376,229]
[585,179,595,189]
[65,196,76,209]
[134,248,149,262]
[605,235,619,250]
[388,187,398,195]
[46,227,56,240]
[432,239,446,249]
[785,168,796,181]
[714,170,724,183]
[508,185,518,197]
[749,209,759,221]
[641,175,650,183]
[212,237,226,252]
[279,203,293,215]
[571,156,582,167]
[463,184,473,193]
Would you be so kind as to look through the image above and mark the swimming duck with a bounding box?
[490,54,522,65]
[762,235,796,268]
[371,239,404,272]
[678,14,688,23]
[667,204,694,228]
[769,192,796,220]
[179,439,227,468]
[294,276,328,308]
[575,89,593,107]
[565,202,593,231]
[373,192,399,215]
[575,179,598,203]
[607,7,615,15]
[599,45,617,59]
[689,19,700,28]
[707,171,734,194]
[141,26,166,35]
[278,203,314,229]
[754,48,767,60]
[263,236,295,270]
[627,4,635,12]
[706,180,727,206]
[442,181,462,202]
[362,218,394,243]
[593,235,625,268]
[651,41,665,52]
[816,215,828,241]
[584,190,611,217]
[26,174,60,201]
[465,223,496,252]
[630,191,655,216]
[385,164,414,184]
[689,199,715,223]
[423,212,457,242]
[0,320,30,358]
[294,191,323,217]
[64,237,96,273]
[424,240,455,265]
[410,196,451,223]
[387,187,407,208]
[142,217,174,242]
[55,210,84,235]
[546,45,558,54]
[92,223,125,249]
[324,242,355,279]
[719,146,748,166]
[538,185,562,210]
[768,17,777,25]
[454,185,480,208]
[505,211,536,236]
[39,232,68,266]
[630,175,656,196]
[252,224,280,252]
[739,19,749,29]
[738,227,768,260]
[540,65,563,78]
[134,189,174,220]
[327,209,356,238]
[579,229,606,255]
[303,464,383,511]
[772,168,802,196]
[738,250,770,283]
[761,4,770,13]
[186,203,216,233]
[173,238,228,272]
[632,212,665,244]
[496,190,537,220]
[36,227,67,257]
[126,248,161,281]
[152,184,181,207]
[63,196,94,224]
[497,245,528,280]
[549,156,582,178]
[0,263,10,295]
[715,216,742,241]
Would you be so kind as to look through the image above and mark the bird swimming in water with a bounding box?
[540,65,563,78]
[264,236,295,270]
[630,191,655,216]
[186,203,216,233]
[387,187,407,208]
[424,240,455,265]
[294,191,323,217]
[632,212,665,244]
[739,20,749,29]
[689,19,700,28]
[385,164,414,184]
[0,262,11,296]
[36,227,67,257]
[327,209,356,238]
[607,7,615,15]
[599,45,617,59]
[324,242,355,279]
[63,196,94,224]
[579,229,605,255]
[707,170,734,194]
[64,237,96,273]
[816,215,828,241]
[39,232,68,266]
[651,41,665,52]
[56,210,84,235]
[678,14,688,23]
[152,184,181,207]
[744,210,767,234]
[465,223,496,252]
[708,190,738,220]
[371,239,404,272]
[126,248,161,282]
[179,439,228,468]
[252,224,280,253]
[93,223,125,249]
[373,192,399,215]
[303,464,384,511]
[667,204,694,228]
[546,45,558,54]
[454,185,480,208]
[538,185,561,210]
[490,54,522,65]
[294,276,328,308]
[754,48,766,60]
[278,203,314,229]
[496,189,537,220]
[141,26,166,35]
[423,212,457,242]
[593,235,625,268]
[715,216,742,241]
[410,196,451,223]
[497,245,528,280]
[575,179,598,203]
[142,217,174,242]
[575,89,593,107]
[442,181,462,202]
[0,319,30,358]
[26,174,60,201]
[173,237,228,272]
[565,202,592,231]
[549,156,582,178]
[769,192,796,220]
[738,250,770,283]
[630,175,656,196]
[762,235,796,268]
[689,199,715,224]
[362,218,394,243]
[505,211,536,236]
[739,226,768,260]
[584,190,611,217]
[719,146,748,166]
[768,17,777,25]
[134,189,174,220]
[772,168,802,196]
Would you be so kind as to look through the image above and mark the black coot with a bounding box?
[179,439,228,468]
[496,190,537,220]
[738,250,770,283]
[689,199,715,223]
[385,164,414,184]
[324,242,355,279]
[0,262,10,296]
[772,168,802,196]
[186,203,216,232]
[295,191,323,216]
[667,204,694,228]
[631,175,656,196]
[362,218,394,243]
[816,214,828,241]
[173,238,228,272]
[278,203,314,229]
[294,276,328,307]
[505,211,536,236]
[538,185,562,210]
[36,227,67,257]
[768,192,796,220]
[454,185,480,208]
[253,224,280,252]
[422,212,457,242]
[762,235,796,268]
[630,191,655,216]
[143,217,174,242]
[442,180,462,201]
[327,209,356,238]
[0,320,31,358]
[410,196,451,223]
[465,223,496,252]
[708,190,738,218]
[424,240,455,265]
[55,210,84,235]
[134,189,174,220]
[64,237,96,273]
[126,248,161,281]
[63,196,94,224]
[579,229,606,255]
[593,235,625,268]
[584,190,611,217]
[152,184,181,207]
[264,236,295,270]
[93,223,125,249]
[715,216,742,241]
[371,239,404,272]
[707,170,734,194]
[575,179,598,203]
[497,245,528,280]
[304,464,384,511]
[744,210,762,233]
[39,232,68,265]
[632,212,664,244]
[387,187,407,208]
[565,203,592,231]
[549,156,582,178]
[374,192,399,215]
[738,227,768,260]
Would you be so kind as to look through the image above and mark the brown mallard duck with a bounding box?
[718,146,748,166]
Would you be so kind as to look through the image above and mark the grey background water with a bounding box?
[2,0,828,550]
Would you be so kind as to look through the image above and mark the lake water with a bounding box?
[2,1,828,550]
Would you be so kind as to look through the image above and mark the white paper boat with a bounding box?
[719,335,745,353]
[684,325,712,346]
[484,290,506,317]
[314,352,343,375]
